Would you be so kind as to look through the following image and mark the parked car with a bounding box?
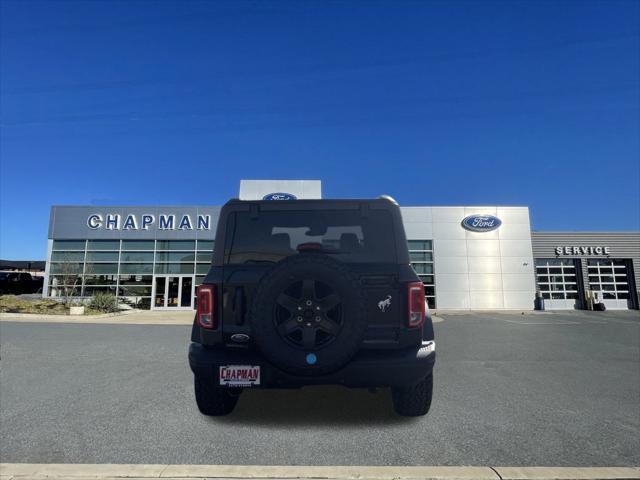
[30,275,44,293]
[0,272,42,295]
[188,196,436,416]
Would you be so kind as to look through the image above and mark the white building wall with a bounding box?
[239,180,321,200]
[42,239,53,298]
[401,206,536,310]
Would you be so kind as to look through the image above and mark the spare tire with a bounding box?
[248,253,366,376]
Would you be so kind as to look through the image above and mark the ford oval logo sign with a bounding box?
[262,192,297,201]
[461,214,502,232]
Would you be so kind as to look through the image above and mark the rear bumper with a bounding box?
[188,341,435,388]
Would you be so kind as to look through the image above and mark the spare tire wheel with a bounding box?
[249,254,366,376]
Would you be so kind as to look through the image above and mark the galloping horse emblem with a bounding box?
[378,295,392,312]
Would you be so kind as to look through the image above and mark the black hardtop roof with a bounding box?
[223,197,399,209]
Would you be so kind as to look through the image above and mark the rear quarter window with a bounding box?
[225,209,396,264]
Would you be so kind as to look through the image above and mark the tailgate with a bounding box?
[353,263,406,345]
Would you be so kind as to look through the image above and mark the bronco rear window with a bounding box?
[225,209,396,264]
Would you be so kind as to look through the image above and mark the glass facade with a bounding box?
[408,240,436,309]
[48,239,213,309]
[49,238,439,309]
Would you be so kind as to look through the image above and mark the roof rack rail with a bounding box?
[378,194,399,205]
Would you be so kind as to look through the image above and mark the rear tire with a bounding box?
[391,374,433,417]
[194,375,239,416]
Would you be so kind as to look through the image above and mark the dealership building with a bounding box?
[44,180,640,311]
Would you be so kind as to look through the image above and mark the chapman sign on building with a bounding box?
[86,213,213,231]
[44,180,640,311]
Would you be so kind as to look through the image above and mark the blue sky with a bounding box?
[1,0,638,260]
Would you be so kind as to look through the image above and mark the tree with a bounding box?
[50,254,83,308]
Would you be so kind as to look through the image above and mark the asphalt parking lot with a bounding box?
[1,310,638,466]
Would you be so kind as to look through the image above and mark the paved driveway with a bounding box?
[1,310,638,466]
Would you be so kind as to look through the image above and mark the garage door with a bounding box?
[587,259,632,310]
[536,258,580,310]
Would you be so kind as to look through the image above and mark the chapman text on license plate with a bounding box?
[219,365,261,387]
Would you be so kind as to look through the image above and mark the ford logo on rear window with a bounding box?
[262,193,297,201]
[461,214,502,232]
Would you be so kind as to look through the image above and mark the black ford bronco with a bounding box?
[188,197,435,416]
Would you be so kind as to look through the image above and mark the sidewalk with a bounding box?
[1,464,639,480]
[0,310,193,325]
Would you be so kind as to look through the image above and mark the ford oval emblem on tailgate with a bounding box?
[230,333,250,343]
[461,214,502,232]
[262,192,297,201]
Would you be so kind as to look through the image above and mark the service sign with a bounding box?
[262,192,297,201]
[555,246,611,256]
[461,214,502,232]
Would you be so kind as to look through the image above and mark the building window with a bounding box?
[154,263,195,275]
[156,240,195,250]
[535,258,579,300]
[52,240,86,251]
[119,263,154,274]
[197,240,214,251]
[84,275,118,285]
[87,240,120,251]
[155,252,195,263]
[84,263,119,275]
[121,240,154,250]
[120,251,154,263]
[86,252,119,262]
[587,259,630,300]
[50,262,84,274]
[119,274,153,285]
[50,251,85,262]
[408,240,436,309]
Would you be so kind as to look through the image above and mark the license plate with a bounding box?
[219,365,260,387]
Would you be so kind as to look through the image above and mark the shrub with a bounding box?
[89,293,119,313]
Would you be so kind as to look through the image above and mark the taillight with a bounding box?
[197,284,216,329]
[408,281,426,328]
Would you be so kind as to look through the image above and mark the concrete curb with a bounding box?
[0,311,134,320]
[495,467,640,479]
[1,464,638,480]
[435,310,555,316]
[0,311,192,325]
